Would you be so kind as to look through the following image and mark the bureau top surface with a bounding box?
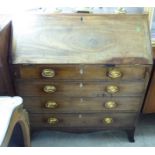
[11,14,152,65]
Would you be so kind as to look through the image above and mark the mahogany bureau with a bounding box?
[10,14,153,142]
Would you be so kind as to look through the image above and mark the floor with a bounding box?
[31,114,155,147]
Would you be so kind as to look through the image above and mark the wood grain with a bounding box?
[15,80,145,97]
[29,113,137,128]
[13,64,147,80]
[11,14,152,65]
[23,96,141,113]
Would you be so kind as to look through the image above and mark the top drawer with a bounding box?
[13,65,147,81]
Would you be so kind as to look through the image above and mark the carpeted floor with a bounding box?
[31,114,155,147]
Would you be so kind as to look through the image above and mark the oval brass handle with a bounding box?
[45,101,58,109]
[42,69,55,78]
[103,117,113,124]
[48,117,59,125]
[104,101,117,109]
[106,85,119,94]
[108,69,122,79]
[43,85,56,93]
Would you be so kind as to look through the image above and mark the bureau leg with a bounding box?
[126,129,135,143]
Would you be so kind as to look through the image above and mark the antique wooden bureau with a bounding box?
[10,14,153,142]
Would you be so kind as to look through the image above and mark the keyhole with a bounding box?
[78,114,82,119]
[80,68,84,75]
[80,98,83,103]
[80,83,83,88]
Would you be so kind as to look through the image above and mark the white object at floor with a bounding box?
[0,96,23,146]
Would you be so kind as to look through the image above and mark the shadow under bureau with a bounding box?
[10,14,153,142]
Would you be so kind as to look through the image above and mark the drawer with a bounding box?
[13,65,147,80]
[15,80,145,97]
[24,97,141,113]
[29,113,137,128]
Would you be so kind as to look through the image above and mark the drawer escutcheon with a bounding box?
[45,101,58,109]
[108,69,122,79]
[105,85,119,94]
[43,85,56,93]
[103,117,113,124]
[42,69,55,78]
[47,117,59,125]
[104,101,117,109]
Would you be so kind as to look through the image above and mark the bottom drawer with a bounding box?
[30,113,137,129]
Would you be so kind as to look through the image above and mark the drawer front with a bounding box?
[29,113,137,128]
[24,97,141,113]
[15,80,145,97]
[13,65,147,80]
